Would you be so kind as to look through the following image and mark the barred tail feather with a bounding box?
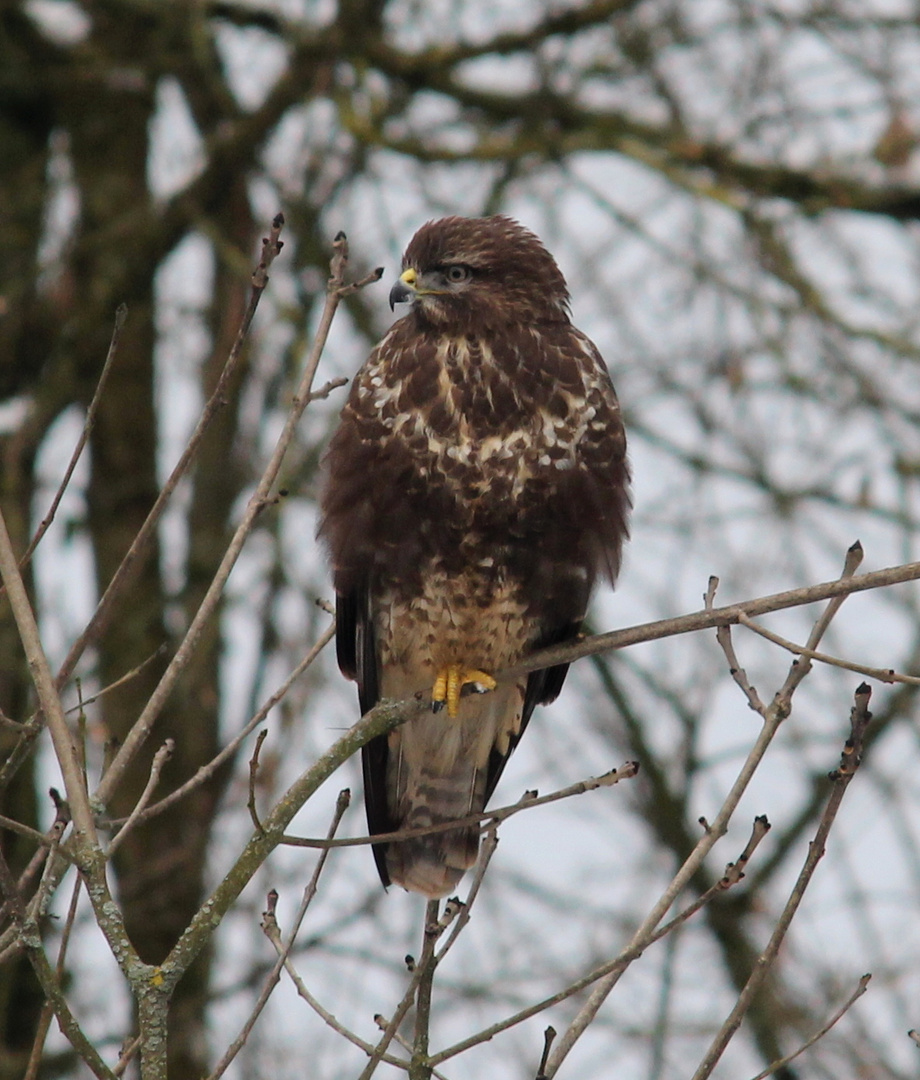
[382,682,524,898]
[385,786,481,898]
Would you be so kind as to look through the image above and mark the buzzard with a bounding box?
[319,216,630,897]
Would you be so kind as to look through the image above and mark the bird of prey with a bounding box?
[319,215,630,897]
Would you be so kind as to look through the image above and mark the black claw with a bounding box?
[431,699,446,714]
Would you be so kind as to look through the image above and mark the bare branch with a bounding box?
[24,871,83,1080]
[54,216,287,697]
[689,684,874,1079]
[709,575,766,714]
[0,803,72,930]
[0,509,99,853]
[429,815,773,1067]
[0,847,114,1079]
[112,622,334,829]
[410,899,442,1080]
[436,829,498,963]
[260,890,407,1070]
[93,227,369,812]
[541,582,854,1075]
[113,1036,142,1078]
[207,790,351,1080]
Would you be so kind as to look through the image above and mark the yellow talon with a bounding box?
[431,664,497,717]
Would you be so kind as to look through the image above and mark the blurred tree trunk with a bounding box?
[0,456,46,1080]
[0,9,64,1075]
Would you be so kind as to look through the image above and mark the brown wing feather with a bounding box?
[336,588,393,885]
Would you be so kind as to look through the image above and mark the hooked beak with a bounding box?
[389,267,418,310]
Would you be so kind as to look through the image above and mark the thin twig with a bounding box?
[0,713,43,800]
[65,644,168,718]
[307,376,349,401]
[0,510,99,852]
[0,710,28,731]
[0,815,63,852]
[0,806,72,927]
[106,739,174,857]
[771,544,864,719]
[260,888,407,1069]
[435,828,499,964]
[24,871,83,1080]
[709,574,766,714]
[736,610,920,685]
[806,541,865,647]
[411,899,442,1080]
[9,305,126,583]
[717,621,767,713]
[113,1035,142,1078]
[746,973,871,1080]
[247,730,270,834]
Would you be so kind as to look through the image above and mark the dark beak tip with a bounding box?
[388,281,413,311]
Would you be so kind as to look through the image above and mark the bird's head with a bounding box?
[389,215,571,331]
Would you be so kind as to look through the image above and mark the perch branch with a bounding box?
[503,551,920,680]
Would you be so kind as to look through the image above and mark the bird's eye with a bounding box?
[445,265,472,284]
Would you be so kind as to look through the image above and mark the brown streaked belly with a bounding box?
[375,565,530,695]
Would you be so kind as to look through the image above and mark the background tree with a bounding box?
[2,1,920,1078]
